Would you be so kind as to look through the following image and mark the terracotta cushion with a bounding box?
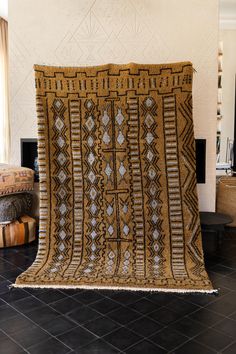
[0,164,34,196]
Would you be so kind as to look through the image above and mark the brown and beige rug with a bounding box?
[14,62,215,293]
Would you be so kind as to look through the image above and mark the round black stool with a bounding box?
[200,211,233,246]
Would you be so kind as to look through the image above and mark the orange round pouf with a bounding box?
[0,215,36,248]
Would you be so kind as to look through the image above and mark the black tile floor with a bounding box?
[0,229,236,353]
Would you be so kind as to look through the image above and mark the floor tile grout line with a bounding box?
[80,316,170,347]
[0,287,74,313]
[183,300,236,323]
[166,318,236,352]
[167,337,219,353]
[198,306,236,323]
[1,281,92,307]
[7,292,96,338]
[47,297,146,346]
[57,313,166,351]
[182,291,232,308]
[49,316,126,353]
[168,314,236,354]
[57,314,140,343]
[208,266,231,272]
[56,314,101,338]
[208,317,236,333]
[58,292,156,320]
[193,338,230,353]
[78,334,124,353]
[120,336,166,353]
[178,313,236,350]
[1,309,83,343]
[0,255,36,268]
[0,328,31,354]
[209,262,236,271]
[168,326,209,343]
[153,330,200,353]
[219,339,236,353]
[195,324,236,343]
[0,297,75,352]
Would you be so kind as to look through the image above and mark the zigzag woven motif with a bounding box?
[15,62,214,292]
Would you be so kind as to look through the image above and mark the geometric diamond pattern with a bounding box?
[59,243,65,251]
[85,99,94,110]
[145,114,155,128]
[59,230,66,240]
[123,225,129,236]
[102,110,110,126]
[58,170,67,183]
[88,136,94,147]
[148,168,156,180]
[53,99,63,111]
[58,187,67,199]
[57,152,66,166]
[90,203,97,215]
[119,162,126,177]
[108,225,114,235]
[88,152,95,165]
[151,214,158,224]
[145,132,154,145]
[55,117,64,131]
[105,163,112,178]
[57,136,65,148]
[90,187,97,200]
[88,170,96,183]
[115,109,124,126]
[144,97,154,108]
[86,116,95,131]
[146,150,154,162]
[153,229,159,240]
[106,204,113,216]
[102,131,111,145]
[117,131,125,145]
[59,203,67,215]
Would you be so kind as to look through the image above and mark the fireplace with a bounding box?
[20,138,39,182]
[195,139,206,184]
[20,138,205,184]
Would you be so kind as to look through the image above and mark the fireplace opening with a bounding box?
[195,139,206,184]
[21,138,39,182]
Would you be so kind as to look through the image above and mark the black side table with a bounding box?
[200,212,233,246]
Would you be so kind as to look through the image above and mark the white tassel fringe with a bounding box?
[10,283,218,294]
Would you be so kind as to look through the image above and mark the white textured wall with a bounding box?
[9,0,218,211]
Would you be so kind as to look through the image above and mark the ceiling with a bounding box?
[0,0,236,27]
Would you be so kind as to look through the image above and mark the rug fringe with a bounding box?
[10,283,218,295]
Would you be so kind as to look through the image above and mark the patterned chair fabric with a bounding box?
[0,164,34,196]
